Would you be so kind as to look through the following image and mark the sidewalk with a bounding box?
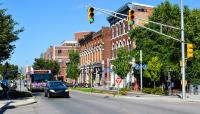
[86,87,200,102]
[0,97,37,109]
[0,80,37,109]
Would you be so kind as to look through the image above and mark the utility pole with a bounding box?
[140,50,143,92]
[180,0,186,100]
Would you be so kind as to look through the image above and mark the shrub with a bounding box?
[142,87,163,95]
[142,88,152,94]
[119,87,130,95]
[8,90,32,99]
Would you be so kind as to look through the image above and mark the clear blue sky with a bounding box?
[0,0,199,67]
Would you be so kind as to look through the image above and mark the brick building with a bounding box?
[43,40,78,82]
[79,27,112,86]
[107,2,153,87]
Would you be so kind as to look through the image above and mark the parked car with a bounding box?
[44,81,69,98]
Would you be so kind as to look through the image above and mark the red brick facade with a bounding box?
[107,3,154,87]
[79,27,112,86]
[74,32,91,41]
[43,41,78,82]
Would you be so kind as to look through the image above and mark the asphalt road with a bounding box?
[4,91,200,114]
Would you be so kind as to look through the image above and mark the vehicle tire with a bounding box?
[65,93,70,98]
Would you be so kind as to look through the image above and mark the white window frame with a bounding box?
[116,24,118,37]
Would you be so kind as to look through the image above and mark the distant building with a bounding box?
[107,2,153,87]
[43,40,78,82]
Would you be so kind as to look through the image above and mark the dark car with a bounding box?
[44,81,69,98]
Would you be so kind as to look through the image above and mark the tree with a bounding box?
[66,50,80,80]
[46,59,60,77]
[129,0,199,84]
[144,57,162,88]
[0,8,24,63]
[112,48,131,79]
[33,58,60,76]
[185,9,200,85]
[0,63,18,80]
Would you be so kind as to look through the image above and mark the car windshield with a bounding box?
[49,82,65,87]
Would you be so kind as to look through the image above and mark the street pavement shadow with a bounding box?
[0,101,14,114]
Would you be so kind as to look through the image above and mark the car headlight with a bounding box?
[65,89,69,92]
[50,89,55,92]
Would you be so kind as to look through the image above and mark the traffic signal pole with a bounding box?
[180,0,186,100]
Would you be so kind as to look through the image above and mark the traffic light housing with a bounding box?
[187,44,193,58]
[128,9,134,25]
[88,7,94,24]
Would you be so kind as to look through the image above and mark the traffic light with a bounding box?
[128,9,135,25]
[187,44,193,58]
[88,7,94,24]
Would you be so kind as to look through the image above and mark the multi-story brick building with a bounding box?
[107,2,153,87]
[79,27,112,87]
[43,40,78,82]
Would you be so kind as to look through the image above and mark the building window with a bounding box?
[58,58,62,63]
[116,42,119,49]
[116,24,118,37]
[120,22,123,35]
[112,27,114,38]
[137,8,147,12]
[123,22,126,34]
[112,44,115,58]
[58,50,62,54]
[120,41,122,47]
[123,40,126,47]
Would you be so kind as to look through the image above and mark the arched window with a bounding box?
[123,21,126,34]
[116,24,118,37]
[120,22,123,35]
[123,40,126,47]
[119,40,122,47]
[112,26,115,38]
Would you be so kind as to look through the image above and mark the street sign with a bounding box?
[134,64,140,70]
[115,77,122,85]
[143,64,147,69]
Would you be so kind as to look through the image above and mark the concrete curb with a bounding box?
[0,97,37,109]
[72,90,200,103]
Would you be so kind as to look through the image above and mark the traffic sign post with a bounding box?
[115,77,122,95]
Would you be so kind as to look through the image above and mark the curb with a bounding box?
[71,90,115,97]
[72,90,200,103]
[0,97,37,109]
[12,98,37,108]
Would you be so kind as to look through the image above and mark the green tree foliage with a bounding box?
[66,50,80,80]
[144,57,162,88]
[0,63,18,80]
[112,48,131,79]
[129,0,200,82]
[33,58,60,76]
[185,9,200,84]
[0,8,24,63]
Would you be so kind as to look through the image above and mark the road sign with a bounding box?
[143,64,147,69]
[134,64,140,70]
[115,77,122,85]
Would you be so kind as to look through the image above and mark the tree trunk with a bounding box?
[154,81,156,88]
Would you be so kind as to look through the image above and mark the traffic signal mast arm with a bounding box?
[89,5,182,42]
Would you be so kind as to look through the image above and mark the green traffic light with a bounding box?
[128,20,134,25]
[90,18,94,23]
